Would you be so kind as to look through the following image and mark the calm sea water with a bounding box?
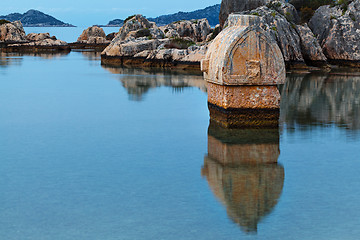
[1,30,360,239]
[24,27,121,43]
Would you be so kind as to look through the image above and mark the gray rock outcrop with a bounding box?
[26,32,56,41]
[142,44,209,63]
[77,26,109,44]
[101,15,211,69]
[309,0,360,63]
[219,0,272,27]
[103,37,169,57]
[0,21,27,42]
[235,1,326,66]
[296,24,327,63]
[0,21,69,52]
[10,38,67,47]
[24,32,66,46]
[115,15,164,42]
[160,19,211,42]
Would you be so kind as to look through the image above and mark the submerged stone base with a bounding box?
[207,81,280,128]
[208,103,280,128]
[101,54,201,72]
[207,82,281,109]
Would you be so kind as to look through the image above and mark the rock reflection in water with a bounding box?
[101,65,207,101]
[281,72,360,130]
[81,51,101,61]
[0,52,70,69]
[0,52,23,68]
[22,52,70,59]
[202,122,284,233]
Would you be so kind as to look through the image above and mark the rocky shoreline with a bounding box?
[1,0,359,70]
[101,54,202,71]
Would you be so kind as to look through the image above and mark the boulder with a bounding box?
[309,0,360,63]
[102,37,169,57]
[77,26,109,44]
[27,32,56,41]
[235,1,326,66]
[296,24,327,63]
[13,38,67,46]
[101,14,209,69]
[0,20,27,42]
[145,44,208,63]
[102,35,208,69]
[115,14,164,42]
[161,19,211,42]
[3,37,70,53]
[219,0,272,27]
[0,21,69,52]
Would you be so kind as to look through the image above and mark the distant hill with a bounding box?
[107,19,124,26]
[0,9,74,27]
[101,4,221,27]
[97,19,124,27]
[149,4,221,26]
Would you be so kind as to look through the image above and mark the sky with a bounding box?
[0,0,221,27]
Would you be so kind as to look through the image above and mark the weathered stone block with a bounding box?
[207,82,281,109]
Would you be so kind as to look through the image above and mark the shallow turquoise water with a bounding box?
[1,50,360,239]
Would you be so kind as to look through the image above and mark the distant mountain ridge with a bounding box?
[0,9,74,27]
[149,4,221,26]
[97,19,124,27]
[101,4,221,27]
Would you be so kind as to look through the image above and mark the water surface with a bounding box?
[1,49,360,239]
[24,27,120,43]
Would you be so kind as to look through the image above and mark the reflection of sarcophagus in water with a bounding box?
[201,14,285,128]
[202,122,284,233]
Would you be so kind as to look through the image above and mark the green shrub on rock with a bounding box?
[290,0,335,22]
[0,19,10,25]
[135,29,151,38]
[165,37,195,49]
[124,15,136,24]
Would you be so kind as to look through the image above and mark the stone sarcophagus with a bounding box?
[201,14,285,128]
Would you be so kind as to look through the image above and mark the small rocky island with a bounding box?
[0,21,70,52]
[0,9,74,27]
[69,26,113,51]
